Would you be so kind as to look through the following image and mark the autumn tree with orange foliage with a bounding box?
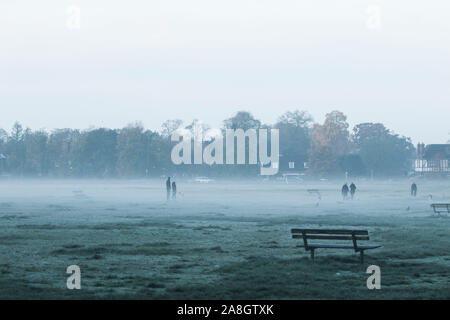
[308,110,350,176]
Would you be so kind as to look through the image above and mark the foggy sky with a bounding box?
[1,0,450,144]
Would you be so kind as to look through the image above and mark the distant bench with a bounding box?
[431,203,450,217]
[291,229,381,264]
[307,189,321,200]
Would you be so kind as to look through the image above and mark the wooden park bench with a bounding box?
[291,229,381,264]
[430,203,450,217]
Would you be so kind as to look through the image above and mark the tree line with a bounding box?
[0,110,415,178]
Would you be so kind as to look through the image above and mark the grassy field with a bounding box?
[0,179,449,299]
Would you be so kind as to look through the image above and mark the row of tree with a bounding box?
[0,110,415,178]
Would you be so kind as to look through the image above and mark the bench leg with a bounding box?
[360,251,364,264]
[310,249,315,262]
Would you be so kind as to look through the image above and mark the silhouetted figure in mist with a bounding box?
[166,177,171,201]
[349,183,357,200]
[411,182,417,197]
[341,183,349,200]
[172,181,177,200]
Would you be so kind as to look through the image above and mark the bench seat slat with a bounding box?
[291,229,368,235]
[297,244,381,250]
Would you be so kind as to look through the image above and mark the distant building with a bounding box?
[414,143,450,175]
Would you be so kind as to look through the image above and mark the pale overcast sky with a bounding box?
[1,0,449,144]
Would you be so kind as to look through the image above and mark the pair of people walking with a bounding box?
[166,177,177,200]
[342,182,356,200]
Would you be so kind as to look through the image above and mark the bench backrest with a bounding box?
[431,204,450,213]
[291,229,369,249]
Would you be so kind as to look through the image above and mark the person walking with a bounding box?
[341,183,349,200]
[166,177,171,201]
[172,181,177,200]
[349,182,357,200]
[411,182,417,197]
